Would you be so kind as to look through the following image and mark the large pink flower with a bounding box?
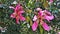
[32,21,38,31]
[32,8,54,31]
[10,4,25,24]
[42,22,50,31]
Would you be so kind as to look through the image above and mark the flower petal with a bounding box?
[10,13,16,18]
[50,0,53,3]
[42,22,50,31]
[58,32,60,34]
[20,11,24,13]
[33,15,37,21]
[19,14,25,21]
[44,10,51,16]
[44,15,54,21]
[32,21,38,31]
[9,6,15,9]
[16,16,20,24]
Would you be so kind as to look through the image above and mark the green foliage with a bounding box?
[0,0,60,34]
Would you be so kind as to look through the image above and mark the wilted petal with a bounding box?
[32,21,38,31]
[42,22,50,31]
[33,15,37,21]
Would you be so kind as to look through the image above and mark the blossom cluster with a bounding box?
[9,3,54,32]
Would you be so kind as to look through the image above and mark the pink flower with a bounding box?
[33,15,37,21]
[58,32,60,34]
[42,22,50,31]
[50,0,53,3]
[32,8,54,31]
[32,21,38,31]
[10,4,25,24]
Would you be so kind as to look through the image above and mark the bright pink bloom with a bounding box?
[32,8,54,31]
[33,15,37,21]
[42,22,50,31]
[32,21,38,31]
[10,4,25,24]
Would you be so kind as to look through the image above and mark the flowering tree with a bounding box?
[0,0,60,34]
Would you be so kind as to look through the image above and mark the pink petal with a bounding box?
[32,21,38,31]
[19,14,25,21]
[16,16,20,24]
[15,4,23,12]
[9,6,15,9]
[33,15,37,21]
[50,0,53,3]
[58,32,60,34]
[42,22,50,31]
[44,10,51,16]
[10,13,16,18]
[20,16,25,21]
[19,11,24,13]
[44,15,54,21]
[38,11,44,16]
[14,4,21,12]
